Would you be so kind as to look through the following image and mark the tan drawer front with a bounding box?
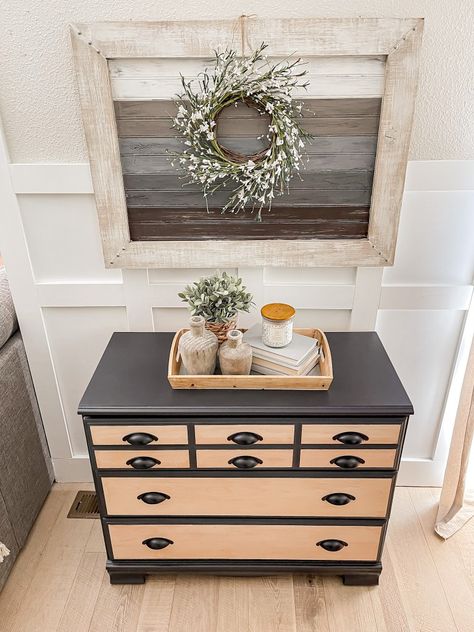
[102,476,392,517]
[302,424,401,445]
[94,450,189,469]
[90,425,188,446]
[195,424,294,445]
[300,449,396,469]
[109,523,382,561]
[196,449,292,469]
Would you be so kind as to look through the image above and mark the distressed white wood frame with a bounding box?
[70,18,423,268]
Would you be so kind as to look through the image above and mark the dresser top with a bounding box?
[78,332,413,417]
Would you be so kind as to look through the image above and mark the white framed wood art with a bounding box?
[70,18,424,268]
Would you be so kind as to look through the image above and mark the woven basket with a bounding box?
[205,316,237,344]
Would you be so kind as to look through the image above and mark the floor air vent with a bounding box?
[67,490,100,519]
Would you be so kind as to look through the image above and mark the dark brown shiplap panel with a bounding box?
[120,153,376,175]
[119,136,378,156]
[125,188,372,208]
[116,116,379,138]
[114,98,382,119]
[128,206,369,241]
[123,169,373,191]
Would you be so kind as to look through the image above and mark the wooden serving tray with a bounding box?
[168,328,333,390]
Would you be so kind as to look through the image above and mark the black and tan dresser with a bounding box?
[78,331,412,586]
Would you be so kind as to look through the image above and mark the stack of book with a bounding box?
[243,324,320,376]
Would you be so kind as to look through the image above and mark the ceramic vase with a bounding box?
[218,329,252,375]
[178,315,218,375]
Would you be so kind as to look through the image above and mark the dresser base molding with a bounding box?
[106,560,382,586]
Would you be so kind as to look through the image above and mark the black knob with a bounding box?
[316,539,348,552]
[228,455,263,469]
[142,537,173,550]
[227,431,263,446]
[330,455,365,469]
[322,493,356,506]
[122,432,158,446]
[126,456,161,470]
[332,431,368,445]
[137,492,170,505]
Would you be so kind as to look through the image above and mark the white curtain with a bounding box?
[435,333,474,538]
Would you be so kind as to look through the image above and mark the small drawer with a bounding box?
[89,425,188,446]
[196,449,293,469]
[102,476,392,517]
[94,450,189,470]
[108,523,383,561]
[195,424,294,445]
[301,423,401,446]
[300,449,397,469]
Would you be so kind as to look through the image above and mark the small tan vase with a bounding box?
[218,329,252,375]
[178,315,218,375]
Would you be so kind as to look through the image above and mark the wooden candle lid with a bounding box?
[261,303,296,321]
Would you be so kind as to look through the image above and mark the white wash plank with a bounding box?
[111,75,385,100]
[70,28,130,266]
[73,19,419,58]
[109,56,386,79]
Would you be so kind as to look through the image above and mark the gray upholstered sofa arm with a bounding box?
[0,267,18,350]
[0,266,54,590]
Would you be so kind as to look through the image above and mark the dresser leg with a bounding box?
[109,572,146,585]
[342,573,380,586]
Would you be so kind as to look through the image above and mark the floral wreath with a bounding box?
[172,43,312,221]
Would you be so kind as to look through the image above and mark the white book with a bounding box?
[252,348,320,376]
[243,324,318,367]
[251,359,321,377]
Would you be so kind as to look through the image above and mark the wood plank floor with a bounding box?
[0,484,473,632]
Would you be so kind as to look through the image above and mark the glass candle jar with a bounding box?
[261,303,296,348]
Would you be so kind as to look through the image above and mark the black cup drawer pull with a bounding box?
[227,431,263,445]
[126,456,161,470]
[137,492,170,505]
[330,455,365,469]
[122,432,158,446]
[332,431,369,445]
[322,493,356,506]
[228,455,263,469]
[316,539,348,552]
[142,537,174,550]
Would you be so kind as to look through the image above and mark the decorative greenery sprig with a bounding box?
[178,271,254,323]
[171,43,312,221]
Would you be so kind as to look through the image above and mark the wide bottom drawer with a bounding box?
[101,476,392,518]
[108,523,383,561]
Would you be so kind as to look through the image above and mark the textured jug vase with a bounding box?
[178,315,218,375]
[218,329,252,375]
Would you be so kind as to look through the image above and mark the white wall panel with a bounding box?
[383,191,474,285]
[18,194,122,283]
[148,268,237,284]
[42,307,128,456]
[152,307,351,332]
[293,309,351,330]
[264,267,356,285]
[1,155,473,483]
[153,307,193,332]
[376,309,465,459]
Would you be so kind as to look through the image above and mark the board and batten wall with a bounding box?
[1,145,473,483]
[0,2,474,484]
